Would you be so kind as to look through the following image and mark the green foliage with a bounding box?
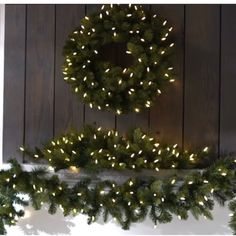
[0,157,236,234]
[229,200,236,234]
[63,4,175,114]
[22,124,213,172]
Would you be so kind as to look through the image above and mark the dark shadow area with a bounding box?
[99,42,134,68]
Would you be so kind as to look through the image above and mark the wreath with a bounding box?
[63,4,175,114]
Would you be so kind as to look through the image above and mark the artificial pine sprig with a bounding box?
[21,125,213,172]
[1,157,236,234]
[229,200,236,234]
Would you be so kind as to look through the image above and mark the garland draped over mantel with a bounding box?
[1,157,236,234]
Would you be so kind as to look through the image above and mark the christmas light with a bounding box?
[189,154,194,161]
[69,166,79,173]
[129,181,134,186]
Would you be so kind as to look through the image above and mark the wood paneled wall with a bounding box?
[3,4,236,162]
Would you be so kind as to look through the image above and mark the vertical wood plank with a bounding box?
[25,5,55,156]
[149,5,184,146]
[3,5,26,162]
[84,4,116,129]
[116,4,150,134]
[54,5,85,136]
[184,5,220,151]
[220,5,236,153]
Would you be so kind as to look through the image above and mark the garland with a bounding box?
[22,125,213,172]
[1,158,236,234]
[63,4,175,114]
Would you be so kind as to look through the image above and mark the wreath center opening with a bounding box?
[99,42,134,68]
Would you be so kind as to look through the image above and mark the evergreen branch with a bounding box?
[21,124,213,173]
[0,157,235,233]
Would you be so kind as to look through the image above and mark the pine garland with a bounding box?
[21,125,213,172]
[63,4,175,114]
[1,158,236,234]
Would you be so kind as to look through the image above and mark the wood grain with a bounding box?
[150,5,184,146]
[54,5,85,136]
[3,5,26,162]
[25,5,55,158]
[220,5,236,154]
[184,5,220,151]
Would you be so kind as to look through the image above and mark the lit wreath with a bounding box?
[63,4,175,114]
